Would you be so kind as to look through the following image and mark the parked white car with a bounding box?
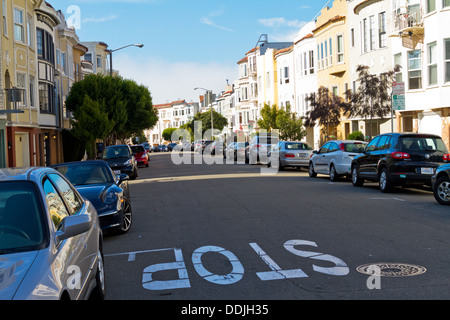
[309,140,367,181]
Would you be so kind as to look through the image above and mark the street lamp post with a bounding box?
[194,87,214,140]
[107,43,144,77]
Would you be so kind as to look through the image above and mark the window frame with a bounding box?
[14,7,25,43]
[427,41,437,86]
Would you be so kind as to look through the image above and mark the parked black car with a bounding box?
[52,161,133,234]
[351,133,448,193]
[432,164,450,205]
[101,145,138,180]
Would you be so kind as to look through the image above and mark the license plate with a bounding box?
[114,170,121,175]
[421,168,434,175]
[298,153,307,158]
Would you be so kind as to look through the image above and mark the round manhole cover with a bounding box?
[356,263,426,277]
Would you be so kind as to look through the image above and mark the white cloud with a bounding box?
[200,6,234,32]
[114,55,237,104]
[82,14,119,23]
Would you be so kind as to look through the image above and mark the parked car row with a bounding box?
[307,132,450,206]
[0,142,156,299]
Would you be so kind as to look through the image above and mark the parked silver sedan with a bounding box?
[268,141,314,170]
[0,167,105,300]
[309,140,367,181]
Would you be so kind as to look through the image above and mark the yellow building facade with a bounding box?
[1,0,86,168]
[313,0,351,142]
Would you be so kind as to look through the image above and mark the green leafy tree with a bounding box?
[276,106,307,141]
[185,109,228,138]
[70,95,115,158]
[257,103,279,132]
[66,74,158,148]
[162,128,177,141]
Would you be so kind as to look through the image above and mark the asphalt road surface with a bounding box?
[103,152,450,302]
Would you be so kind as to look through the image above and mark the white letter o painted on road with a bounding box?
[192,246,244,285]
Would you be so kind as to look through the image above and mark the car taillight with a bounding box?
[255,144,261,148]
[285,153,295,158]
[444,154,450,162]
[391,152,410,160]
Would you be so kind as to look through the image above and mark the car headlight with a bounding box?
[102,189,118,205]
[124,159,132,165]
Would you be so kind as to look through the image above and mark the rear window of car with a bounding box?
[285,143,312,150]
[103,146,131,159]
[399,136,448,153]
[344,142,367,153]
[0,182,47,254]
[131,146,145,153]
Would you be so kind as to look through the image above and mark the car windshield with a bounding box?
[53,164,115,186]
[236,143,247,148]
[0,182,47,254]
[399,136,448,153]
[344,142,367,153]
[131,146,145,153]
[103,146,130,159]
[285,143,312,150]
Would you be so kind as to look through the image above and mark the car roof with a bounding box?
[51,160,110,167]
[0,167,56,182]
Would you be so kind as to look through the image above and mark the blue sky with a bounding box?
[55,0,329,104]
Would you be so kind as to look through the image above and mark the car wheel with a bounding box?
[352,165,364,187]
[379,168,392,193]
[329,164,339,181]
[91,249,106,300]
[434,176,450,205]
[309,162,317,178]
[278,158,285,171]
[130,168,138,180]
[118,198,132,234]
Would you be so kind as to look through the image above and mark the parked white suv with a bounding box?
[309,140,367,181]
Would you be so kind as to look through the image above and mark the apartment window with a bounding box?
[304,52,308,75]
[284,67,290,83]
[351,28,355,48]
[427,0,436,13]
[394,53,403,82]
[427,42,437,85]
[369,15,375,51]
[408,50,422,90]
[363,18,368,53]
[3,0,7,36]
[27,15,34,48]
[309,50,315,74]
[61,52,67,75]
[96,55,102,68]
[379,12,387,48]
[332,86,339,97]
[444,0,450,8]
[84,53,92,63]
[329,38,333,65]
[445,39,450,82]
[39,82,55,114]
[337,35,344,63]
[29,76,35,107]
[14,8,24,42]
[36,28,55,64]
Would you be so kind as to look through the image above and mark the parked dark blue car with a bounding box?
[51,161,132,234]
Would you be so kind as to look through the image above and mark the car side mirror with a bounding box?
[56,215,93,242]
[117,173,129,184]
[313,150,318,154]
